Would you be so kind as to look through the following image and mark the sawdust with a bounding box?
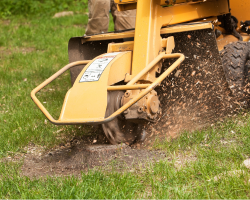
[140,29,250,147]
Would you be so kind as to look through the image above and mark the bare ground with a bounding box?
[20,141,167,178]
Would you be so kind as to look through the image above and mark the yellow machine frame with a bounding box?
[31,0,250,125]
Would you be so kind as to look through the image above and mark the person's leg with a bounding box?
[111,0,136,31]
[85,0,110,35]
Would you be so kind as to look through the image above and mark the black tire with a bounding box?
[221,41,250,97]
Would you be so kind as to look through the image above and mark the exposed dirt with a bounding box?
[21,141,167,178]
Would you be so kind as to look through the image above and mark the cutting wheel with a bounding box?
[102,91,143,145]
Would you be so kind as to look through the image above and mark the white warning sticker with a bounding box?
[80,52,121,82]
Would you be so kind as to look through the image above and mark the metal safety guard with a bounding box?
[31,53,185,125]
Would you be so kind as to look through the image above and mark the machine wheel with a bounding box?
[102,91,143,145]
[221,41,250,97]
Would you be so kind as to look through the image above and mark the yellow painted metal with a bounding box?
[96,53,185,123]
[160,23,213,34]
[59,52,131,121]
[217,34,250,51]
[31,60,91,124]
[32,0,236,126]
[108,51,132,85]
[131,0,228,81]
[107,84,150,90]
[127,52,165,86]
[165,36,175,54]
[115,0,137,11]
[107,41,134,53]
[115,0,137,3]
[116,0,224,11]
[230,0,250,27]
[117,3,137,11]
[31,53,184,124]
[85,31,134,42]
[85,22,213,42]
[159,0,203,6]
[107,36,176,54]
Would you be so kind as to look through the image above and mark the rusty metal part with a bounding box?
[102,91,141,145]
[121,89,161,123]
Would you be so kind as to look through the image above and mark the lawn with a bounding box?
[0,6,250,199]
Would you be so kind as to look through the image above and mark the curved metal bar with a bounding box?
[127,52,166,86]
[31,60,91,124]
[31,53,185,125]
[106,53,185,121]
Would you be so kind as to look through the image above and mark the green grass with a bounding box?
[0,0,88,19]
[0,14,87,156]
[0,162,144,198]
[0,13,114,156]
[1,9,250,199]
[1,115,250,198]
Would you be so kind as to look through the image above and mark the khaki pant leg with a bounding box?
[85,0,110,35]
[111,0,136,31]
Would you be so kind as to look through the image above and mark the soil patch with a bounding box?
[21,141,166,178]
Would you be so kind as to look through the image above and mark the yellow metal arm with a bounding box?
[31,53,184,125]
[31,60,91,124]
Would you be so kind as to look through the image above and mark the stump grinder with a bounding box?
[31,0,250,145]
